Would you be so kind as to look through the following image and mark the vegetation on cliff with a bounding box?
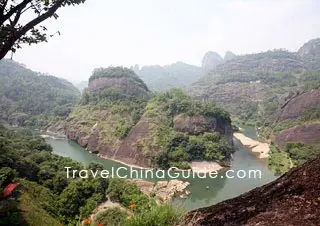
[188,40,320,124]
[188,39,320,176]
[0,59,80,127]
[265,90,320,174]
[66,66,233,168]
[138,89,233,169]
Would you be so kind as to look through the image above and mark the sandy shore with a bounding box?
[191,161,223,173]
[233,132,269,158]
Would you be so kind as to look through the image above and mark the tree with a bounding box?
[0,0,86,60]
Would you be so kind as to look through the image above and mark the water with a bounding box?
[46,129,277,210]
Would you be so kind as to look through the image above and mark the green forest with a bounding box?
[0,60,80,127]
[0,125,183,226]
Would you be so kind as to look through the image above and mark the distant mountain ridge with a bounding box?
[188,38,320,123]
[132,61,204,91]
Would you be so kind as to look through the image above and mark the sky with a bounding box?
[6,0,320,82]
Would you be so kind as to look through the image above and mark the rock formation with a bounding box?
[202,51,224,71]
[186,157,320,226]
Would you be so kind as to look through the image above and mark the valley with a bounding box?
[1,37,320,225]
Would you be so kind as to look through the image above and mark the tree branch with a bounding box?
[0,0,65,59]
[0,0,32,25]
[18,0,64,37]
[0,0,9,16]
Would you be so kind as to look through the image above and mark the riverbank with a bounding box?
[97,153,152,170]
[233,132,270,158]
[46,130,277,210]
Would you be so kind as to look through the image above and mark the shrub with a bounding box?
[124,204,184,226]
[94,207,127,226]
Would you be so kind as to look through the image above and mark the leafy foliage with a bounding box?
[94,207,127,226]
[0,125,108,225]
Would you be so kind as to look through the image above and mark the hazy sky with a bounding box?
[7,0,320,82]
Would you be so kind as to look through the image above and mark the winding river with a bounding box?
[45,126,277,210]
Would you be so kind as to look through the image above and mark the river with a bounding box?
[45,126,277,210]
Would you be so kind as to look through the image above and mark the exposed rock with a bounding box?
[185,156,320,226]
[173,114,233,139]
[129,179,190,202]
[114,120,152,167]
[297,38,320,71]
[89,76,149,96]
[274,123,320,147]
[224,51,236,61]
[202,51,224,71]
[277,90,320,121]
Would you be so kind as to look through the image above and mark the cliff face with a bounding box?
[297,38,320,71]
[173,114,233,139]
[202,51,224,71]
[65,67,233,168]
[272,90,320,147]
[89,76,149,96]
[277,89,320,121]
[275,123,320,147]
[186,157,320,226]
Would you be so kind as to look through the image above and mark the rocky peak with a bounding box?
[88,66,149,97]
[224,51,236,61]
[202,51,223,71]
[297,38,320,70]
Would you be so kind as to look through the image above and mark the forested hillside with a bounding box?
[187,38,320,175]
[0,60,80,127]
[0,125,184,226]
[188,39,320,124]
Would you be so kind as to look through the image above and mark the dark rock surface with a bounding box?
[275,123,320,147]
[277,90,320,121]
[186,156,320,226]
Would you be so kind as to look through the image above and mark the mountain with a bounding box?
[265,89,320,174]
[297,38,320,71]
[133,62,204,91]
[0,59,80,127]
[187,38,320,175]
[65,67,233,168]
[186,156,320,226]
[224,51,236,61]
[201,51,224,71]
[188,39,320,124]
